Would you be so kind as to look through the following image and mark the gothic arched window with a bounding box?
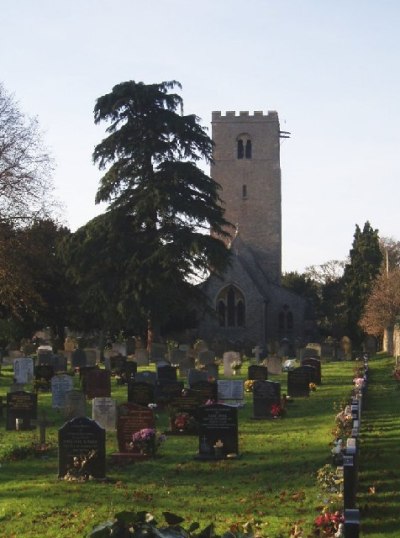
[278,305,294,334]
[216,286,246,328]
[245,139,252,158]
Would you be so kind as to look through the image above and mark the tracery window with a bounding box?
[217,285,246,327]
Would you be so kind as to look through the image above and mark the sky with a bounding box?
[2,0,400,273]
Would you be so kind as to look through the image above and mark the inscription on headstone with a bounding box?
[252,380,281,419]
[198,404,239,459]
[6,391,37,430]
[51,374,74,408]
[92,397,117,431]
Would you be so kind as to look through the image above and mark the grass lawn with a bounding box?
[0,355,396,537]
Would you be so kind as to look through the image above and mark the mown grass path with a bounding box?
[358,354,400,537]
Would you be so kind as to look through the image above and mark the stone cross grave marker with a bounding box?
[223,351,240,377]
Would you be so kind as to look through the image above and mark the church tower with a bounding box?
[211,110,282,284]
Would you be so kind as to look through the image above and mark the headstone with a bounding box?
[193,339,208,356]
[116,402,155,454]
[6,391,37,430]
[84,348,98,366]
[188,369,208,387]
[191,380,218,403]
[37,349,54,366]
[301,357,322,384]
[248,365,268,381]
[128,381,155,407]
[205,362,219,380]
[150,342,167,361]
[217,380,244,403]
[135,370,157,385]
[252,345,263,361]
[154,380,184,406]
[13,357,34,384]
[175,356,195,378]
[64,390,87,420]
[52,354,68,373]
[168,389,202,435]
[252,380,281,419]
[82,369,111,399]
[344,509,360,538]
[71,348,87,369]
[51,374,74,408]
[112,342,127,356]
[8,383,25,393]
[117,360,137,384]
[266,356,282,375]
[197,404,239,459]
[157,365,177,382]
[341,336,352,360]
[92,397,117,431]
[303,343,322,358]
[135,349,149,366]
[169,348,187,364]
[34,364,54,391]
[198,350,215,364]
[223,351,240,376]
[58,416,106,479]
[287,367,312,397]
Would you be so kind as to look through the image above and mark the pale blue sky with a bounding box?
[2,0,399,272]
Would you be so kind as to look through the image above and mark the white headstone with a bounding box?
[92,397,117,431]
[223,351,240,376]
[13,357,34,384]
[266,356,283,375]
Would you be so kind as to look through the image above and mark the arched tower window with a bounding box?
[216,285,246,328]
[237,134,252,160]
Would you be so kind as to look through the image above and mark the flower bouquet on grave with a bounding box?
[130,428,166,457]
[313,511,344,537]
[231,360,242,375]
[309,382,317,392]
[244,379,255,392]
[270,403,286,419]
[213,439,224,459]
[171,411,197,433]
[332,407,353,439]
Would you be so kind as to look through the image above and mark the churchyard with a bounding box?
[0,347,398,537]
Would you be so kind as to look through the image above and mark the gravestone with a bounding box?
[13,357,34,384]
[223,351,240,376]
[116,402,155,454]
[117,360,137,384]
[84,348,98,366]
[112,342,127,356]
[248,364,268,381]
[266,356,282,375]
[51,374,74,409]
[205,362,219,380]
[176,356,195,378]
[197,404,239,459]
[287,367,312,397]
[128,381,155,407]
[157,365,177,382]
[168,389,202,435]
[340,336,352,360]
[6,391,37,430]
[37,350,54,366]
[109,355,127,375]
[301,357,322,384]
[135,349,149,366]
[64,390,86,420]
[52,354,68,373]
[191,380,218,403]
[155,380,184,407]
[34,364,54,391]
[217,380,244,403]
[9,383,25,393]
[198,350,215,364]
[58,416,106,479]
[71,348,87,369]
[169,348,187,364]
[252,380,281,419]
[92,397,117,431]
[193,339,208,356]
[303,343,322,359]
[188,369,208,387]
[150,342,167,361]
[135,370,157,385]
[82,369,111,399]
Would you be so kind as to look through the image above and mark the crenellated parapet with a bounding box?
[212,110,278,121]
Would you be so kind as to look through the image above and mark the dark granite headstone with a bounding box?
[117,361,137,384]
[252,380,281,419]
[157,365,177,382]
[127,381,155,406]
[135,371,157,385]
[71,349,87,369]
[58,416,106,479]
[197,404,239,459]
[287,367,312,397]
[6,391,37,430]
[188,369,208,387]
[248,365,268,381]
[116,402,155,453]
[191,380,218,403]
[82,369,111,399]
[154,380,184,406]
[34,364,54,391]
[169,389,202,435]
[301,358,321,384]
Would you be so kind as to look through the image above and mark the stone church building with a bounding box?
[197,110,311,351]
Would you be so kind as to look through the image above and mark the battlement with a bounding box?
[212,110,278,121]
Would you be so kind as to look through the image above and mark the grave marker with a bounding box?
[64,390,86,420]
[92,397,117,431]
[248,364,268,381]
[252,380,281,419]
[287,367,312,397]
[115,402,155,457]
[58,416,106,479]
[6,391,37,430]
[217,380,244,403]
[127,381,155,407]
[13,357,34,384]
[51,374,74,409]
[197,404,239,460]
